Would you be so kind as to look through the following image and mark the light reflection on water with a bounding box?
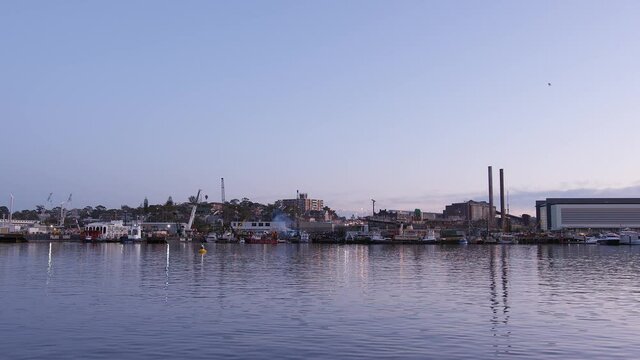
[1,243,640,359]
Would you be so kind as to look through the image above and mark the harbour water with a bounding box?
[2,243,640,359]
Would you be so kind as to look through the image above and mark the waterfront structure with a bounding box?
[84,220,129,240]
[282,192,324,213]
[141,222,183,235]
[443,200,494,222]
[231,221,288,233]
[536,198,640,231]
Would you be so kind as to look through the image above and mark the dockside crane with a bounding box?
[59,193,72,227]
[180,190,202,241]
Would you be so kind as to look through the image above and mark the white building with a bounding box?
[536,198,640,231]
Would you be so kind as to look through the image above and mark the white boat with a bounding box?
[584,236,598,244]
[494,233,516,244]
[205,233,218,242]
[586,233,620,245]
[370,231,391,243]
[458,238,468,244]
[127,223,143,241]
[421,229,438,243]
[394,224,422,241]
[299,231,310,243]
[619,230,640,245]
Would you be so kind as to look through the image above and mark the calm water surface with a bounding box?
[2,243,640,359]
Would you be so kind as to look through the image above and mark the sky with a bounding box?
[2,1,640,216]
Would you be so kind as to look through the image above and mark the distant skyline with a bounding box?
[2,1,640,216]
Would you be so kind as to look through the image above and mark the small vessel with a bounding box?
[421,229,438,244]
[593,233,620,245]
[126,223,143,241]
[494,233,516,244]
[245,231,278,244]
[619,230,640,245]
[394,224,422,241]
[370,231,391,243]
[299,231,310,243]
[584,236,598,244]
[204,233,218,243]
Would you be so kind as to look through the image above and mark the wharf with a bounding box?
[0,233,27,243]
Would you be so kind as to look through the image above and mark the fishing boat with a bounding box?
[421,229,438,244]
[245,231,278,244]
[125,223,142,241]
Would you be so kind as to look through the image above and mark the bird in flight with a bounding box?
[547,82,552,86]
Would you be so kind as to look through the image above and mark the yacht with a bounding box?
[620,230,640,245]
[586,233,620,245]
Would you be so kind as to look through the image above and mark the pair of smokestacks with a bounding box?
[487,166,507,232]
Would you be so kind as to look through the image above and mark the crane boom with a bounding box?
[186,189,201,231]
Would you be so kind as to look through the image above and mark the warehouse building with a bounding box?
[535,198,640,231]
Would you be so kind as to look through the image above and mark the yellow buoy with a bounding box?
[198,245,207,254]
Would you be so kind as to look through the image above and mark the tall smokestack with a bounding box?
[500,169,506,232]
[488,166,494,229]
[221,178,225,203]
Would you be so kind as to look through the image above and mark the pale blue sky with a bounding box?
[2,1,640,215]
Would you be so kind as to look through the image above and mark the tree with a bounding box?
[165,196,174,207]
[143,197,149,212]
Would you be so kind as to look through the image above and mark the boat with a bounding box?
[370,231,392,243]
[421,229,438,244]
[394,224,422,241]
[493,233,517,244]
[299,231,310,243]
[590,233,620,245]
[125,223,143,241]
[245,231,278,244]
[619,230,640,245]
[204,233,218,243]
[584,236,598,244]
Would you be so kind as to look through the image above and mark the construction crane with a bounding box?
[186,189,201,232]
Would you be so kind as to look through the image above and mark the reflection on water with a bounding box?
[2,243,640,359]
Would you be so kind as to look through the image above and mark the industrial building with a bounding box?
[536,198,640,231]
[443,200,494,221]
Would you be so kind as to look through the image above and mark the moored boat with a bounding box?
[619,230,640,245]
